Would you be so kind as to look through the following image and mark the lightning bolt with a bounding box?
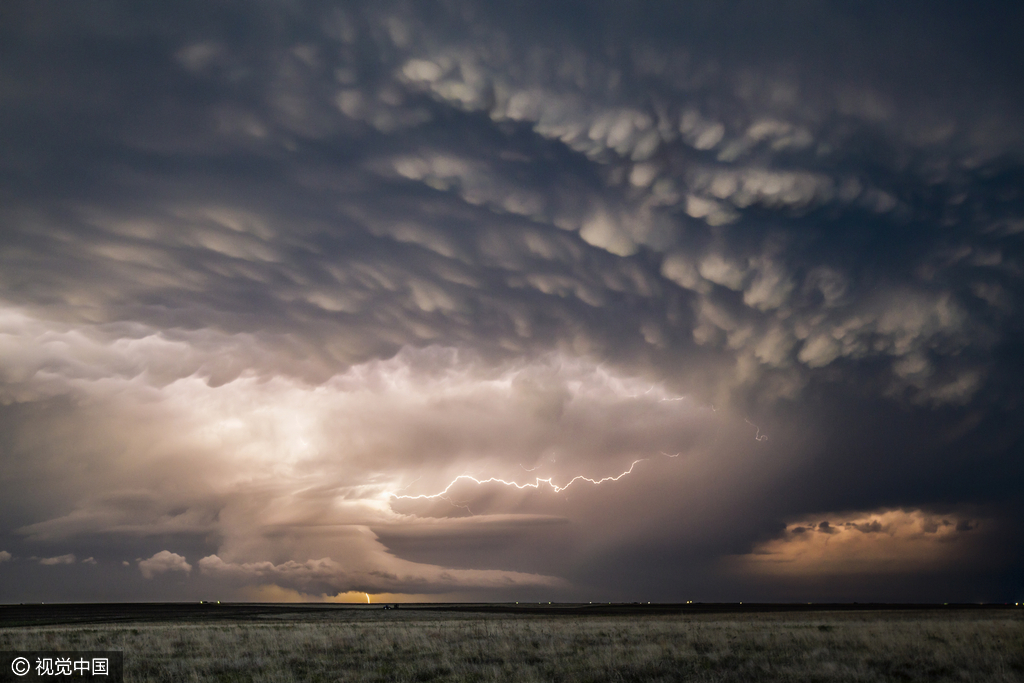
[745,418,768,442]
[388,381,702,507]
[438,494,474,515]
[391,458,650,502]
[394,476,422,493]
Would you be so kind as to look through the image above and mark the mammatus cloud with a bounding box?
[138,551,192,579]
[2,3,1019,412]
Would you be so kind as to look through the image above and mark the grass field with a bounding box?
[2,606,1022,682]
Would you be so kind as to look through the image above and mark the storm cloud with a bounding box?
[0,0,1022,603]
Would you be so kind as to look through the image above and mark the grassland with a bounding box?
[2,606,1022,682]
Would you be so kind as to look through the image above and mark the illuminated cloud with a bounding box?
[0,551,12,563]
[731,510,992,577]
[138,551,193,579]
[38,554,76,566]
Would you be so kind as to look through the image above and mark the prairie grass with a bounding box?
[2,609,1021,682]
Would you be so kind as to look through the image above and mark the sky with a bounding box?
[1,0,1023,604]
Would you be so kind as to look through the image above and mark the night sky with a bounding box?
[1,0,1023,604]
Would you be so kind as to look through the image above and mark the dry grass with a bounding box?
[2,609,1022,682]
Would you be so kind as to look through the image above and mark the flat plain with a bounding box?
[1,604,1021,682]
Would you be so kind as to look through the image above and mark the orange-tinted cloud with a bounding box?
[730,509,990,577]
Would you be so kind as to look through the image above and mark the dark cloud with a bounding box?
[0,0,1022,603]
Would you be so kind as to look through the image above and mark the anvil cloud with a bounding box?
[1,0,1022,603]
